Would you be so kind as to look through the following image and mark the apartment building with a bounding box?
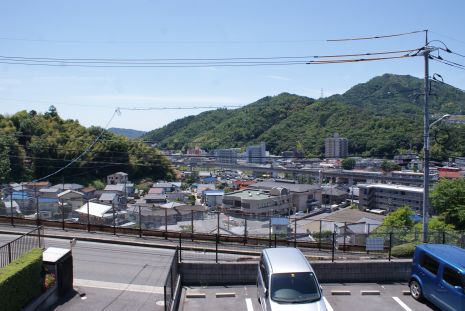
[357,183,423,212]
[215,148,239,164]
[222,187,292,216]
[246,142,267,164]
[325,133,348,158]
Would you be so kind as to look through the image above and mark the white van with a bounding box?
[257,248,327,311]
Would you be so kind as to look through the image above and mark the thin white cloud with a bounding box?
[264,75,292,81]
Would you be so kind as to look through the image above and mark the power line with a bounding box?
[327,30,426,42]
[429,30,465,46]
[306,55,414,65]
[431,56,465,71]
[0,49,419,68]
[32,109,120,182]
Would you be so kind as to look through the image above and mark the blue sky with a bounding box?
[1,0,464,131]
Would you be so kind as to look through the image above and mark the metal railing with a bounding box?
[0,226,44,268]
[163,248,179,311]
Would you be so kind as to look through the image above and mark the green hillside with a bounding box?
[0,107,174,184]
[143,74,465,159]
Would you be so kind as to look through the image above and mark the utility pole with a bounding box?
[422,30,430,243]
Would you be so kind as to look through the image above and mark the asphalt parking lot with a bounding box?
[179,283,440,311]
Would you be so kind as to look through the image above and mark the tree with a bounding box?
[430,178,465,229]
[414,217,455,232]
[381,160,400,172]
[380,206,414,229]
[341,158,356,170]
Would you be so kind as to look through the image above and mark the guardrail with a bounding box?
[163,248,180,311]
[0,226,44,268]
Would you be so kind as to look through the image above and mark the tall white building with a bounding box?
[215,148,238,164]
[325,133,348,158]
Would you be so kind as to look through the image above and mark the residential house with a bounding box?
[107,172,128,185]
[99,192,119,205]
[75,202,114,225]
[203,190,224,208]
[38,187,61,198]
[57,190,84,211]
[51,183,84,191]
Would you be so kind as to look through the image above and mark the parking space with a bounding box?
[323,283,440,311]
[180,284,439,311]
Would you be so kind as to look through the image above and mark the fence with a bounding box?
[163,248,179,311]
[0,226,44,268]
[0,206,464,262]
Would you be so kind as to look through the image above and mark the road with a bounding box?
[0,233,174,310]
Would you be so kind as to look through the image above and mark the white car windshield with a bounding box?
[270,272,321,303]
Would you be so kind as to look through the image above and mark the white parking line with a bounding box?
[393,297,413,311]
[323,297,334,311]
[245,298,254,311]
[74,279,164,294]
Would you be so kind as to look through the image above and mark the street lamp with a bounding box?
[422,113,451,243]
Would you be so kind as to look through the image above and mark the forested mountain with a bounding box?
[143,74,465,159]
[0,107,174,184]
[108,127,146,139]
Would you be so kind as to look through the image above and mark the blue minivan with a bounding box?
[410,244,465,311]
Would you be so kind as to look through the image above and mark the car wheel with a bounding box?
[410,279,423,301]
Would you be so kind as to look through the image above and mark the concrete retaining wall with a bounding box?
[180,260,412,286]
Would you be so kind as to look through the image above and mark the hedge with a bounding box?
[0,248,43,311]
[391,242,418,258]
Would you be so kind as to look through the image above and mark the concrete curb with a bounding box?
[360,290,381,295]
[331,290,351,295]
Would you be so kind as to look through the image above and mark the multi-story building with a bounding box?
[325,133,348,158]
[107,172,128,185]
[357,183,423,213]
[222,187,292,216]
[215,148,239,164]
[246,142,266,164]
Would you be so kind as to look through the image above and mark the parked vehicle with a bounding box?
[257,247,327,311]
[410,244,465,311]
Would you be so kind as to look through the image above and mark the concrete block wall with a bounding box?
[180,260,412,286]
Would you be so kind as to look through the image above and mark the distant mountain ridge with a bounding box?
[108,127,146,139]
[143,74,465,159]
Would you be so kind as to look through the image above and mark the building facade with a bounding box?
[357,183,423,213]
[325,133,348,158]
[215,148,239,164]
[246,142,266,164]
[222,187,292,216]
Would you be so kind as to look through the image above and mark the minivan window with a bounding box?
[443,267,464,288]
[420,254,439,275]
[259,259,269,289]
[270,272,321,303]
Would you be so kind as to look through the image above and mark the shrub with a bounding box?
[0,248,43,311]
[391,242,417,258]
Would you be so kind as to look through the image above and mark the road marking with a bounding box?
[74,279,163,294]
[393,297,413,311]
[245,298,254,311]
[323,297,334,311]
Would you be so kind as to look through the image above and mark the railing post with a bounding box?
[138,205,142,238]
[244,217,247,245]
[215,234,219,263]
[343,222,347,253]
[38,226,42,248]
[389,232,393,262]
[179,233,182,262]
[61,198,65,230]
[442,231,446,244]
[318,220,322,251]
[191,210,194,241]
[217,211,220,236]
[331,232,335,263]
[7,243,12,264]
[164,285,167,311]
[112,202,116,235]
[274,234,277,248]
[294,218,297,248]
[165,208,168,239]
[269,218,272,247]
[86,200,90,232]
